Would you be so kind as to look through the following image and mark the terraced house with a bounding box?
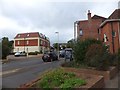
[14,32,50,53]
[74,9,120,53]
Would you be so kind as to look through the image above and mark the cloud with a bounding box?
[0,0,119,45]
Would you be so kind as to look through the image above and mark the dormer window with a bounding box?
[18,35,20,37]
[27,34,29,37]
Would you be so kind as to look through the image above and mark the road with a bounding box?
[2,57,65,88]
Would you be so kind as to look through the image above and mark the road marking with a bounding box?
[0,68,21,76]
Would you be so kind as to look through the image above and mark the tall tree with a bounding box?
[0,39,2,59]
[2,37,11,59]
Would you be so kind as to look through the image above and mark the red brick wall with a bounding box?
[78,19,104,40]
[100,22,120,53]
[15,39,38,46]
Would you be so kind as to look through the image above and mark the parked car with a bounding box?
[42,51,58,62]
[65,48,73,61]
[14,51,27,57]
[59,50,65,58]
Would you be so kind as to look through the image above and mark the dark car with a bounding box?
[42,52,58,62]
[59,50,65,58]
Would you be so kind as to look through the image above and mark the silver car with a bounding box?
[14,52,27,57]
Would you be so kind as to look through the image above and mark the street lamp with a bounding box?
[55,32,59,60]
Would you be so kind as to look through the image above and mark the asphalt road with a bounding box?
[2,57,65,88]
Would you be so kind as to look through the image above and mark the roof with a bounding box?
[99,19,120,28]
[65,48,72,51]
[14,32,40,39]
[108,9,120,19]
[92,15,107,19]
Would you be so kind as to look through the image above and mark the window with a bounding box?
[18,34,20,37]
[112,31,116,37]
[41,40,43,45]
[103,34,108,42]
[27,40,29,45]
[27,34,29,37]
[18,41,20,45]
[79,29,83,36]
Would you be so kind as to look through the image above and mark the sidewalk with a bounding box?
[1,54,43,64]
[105,71,119,88]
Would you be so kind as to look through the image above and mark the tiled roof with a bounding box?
[108,9,120,19]
[14,32,40,38]
[92,15,107,19]
[14,32,50,41]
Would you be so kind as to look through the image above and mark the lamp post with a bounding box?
[24,37,25,52]
[55,32,59,60]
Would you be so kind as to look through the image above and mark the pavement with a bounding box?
[105,71,119,88]
[1,54,43,64]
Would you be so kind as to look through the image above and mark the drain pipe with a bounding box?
[118,21,120,47]
[111,22,115,53]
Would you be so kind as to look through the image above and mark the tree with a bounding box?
[53,43,58,50]
[2,37,12,59]
[73,39,102,64]
[0,39,2,59]
[66,39,75,48]
[53,43,61,50]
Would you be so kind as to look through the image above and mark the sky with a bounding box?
[0,0,119,45]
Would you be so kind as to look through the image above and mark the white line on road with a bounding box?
[0,68,22,76]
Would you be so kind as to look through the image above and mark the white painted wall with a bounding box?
[14,46,41,52]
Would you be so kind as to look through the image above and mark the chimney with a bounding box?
[88,10,91,20]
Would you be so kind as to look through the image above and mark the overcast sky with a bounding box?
[0,0,119,45]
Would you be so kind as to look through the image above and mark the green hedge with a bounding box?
[73,39,102,64]
[85,44,110,70]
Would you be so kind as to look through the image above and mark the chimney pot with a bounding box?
[88,10,91,20]
[88,10,90,13]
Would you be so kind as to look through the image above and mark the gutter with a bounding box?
[100,19,120,28]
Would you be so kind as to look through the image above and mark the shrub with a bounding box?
[73,39,102,64]
[37,68,86,88]
[28,52,38,55]
[85,44,110,70]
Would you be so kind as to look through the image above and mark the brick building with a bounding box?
[99,9,120,53]
[14,32,50,53]
[74,10,106,41]
[74,9,120,53]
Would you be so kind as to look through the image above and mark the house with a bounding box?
[14,32,50,53]
[74,9,120,53]
[99,9,120,53]
[74,10,106,41]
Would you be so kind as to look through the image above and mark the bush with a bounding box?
[37,68,86,89]
[73,39,102,64]
[85,44,110,70]
[28,52,38,55]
